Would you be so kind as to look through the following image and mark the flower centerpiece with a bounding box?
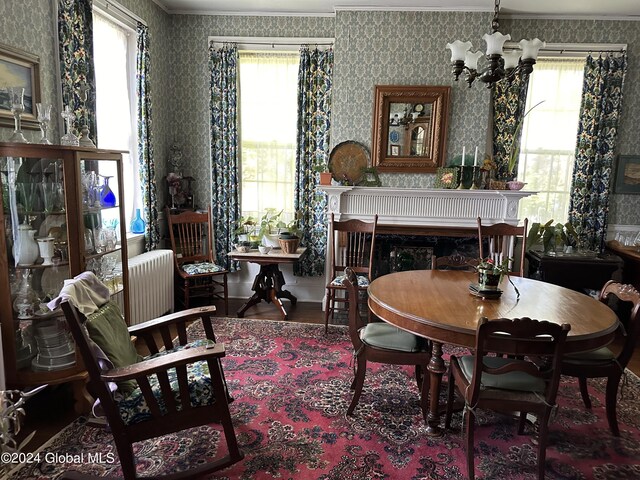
[477,257,508,290]
[476,256,520,298]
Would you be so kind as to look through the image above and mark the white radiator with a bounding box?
[118,249,175,325]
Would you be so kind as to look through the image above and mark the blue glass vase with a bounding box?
[100,176,117,207]
[130,209,146,234]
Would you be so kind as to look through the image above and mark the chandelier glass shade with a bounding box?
[446,0,545,87]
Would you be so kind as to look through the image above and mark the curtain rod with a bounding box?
[209,36,334,50]
[94,0,147,27]
[505,41,626,55]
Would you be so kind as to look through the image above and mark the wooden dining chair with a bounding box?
[166,207,228,314]
[324,213,378,333]
[561,281,640,436]
[445,316,570,480]
[342,267,431,420]
[477,217,529,276]
[59,278,243,479]
[431,253,479,271]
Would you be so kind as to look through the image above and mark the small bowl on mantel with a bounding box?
[506,180,527,191]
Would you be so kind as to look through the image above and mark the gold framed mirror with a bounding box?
[371,85,451,173]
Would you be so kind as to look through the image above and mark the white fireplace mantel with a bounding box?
[318,186,535,229]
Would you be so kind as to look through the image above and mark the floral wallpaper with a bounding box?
[0,3,638,227]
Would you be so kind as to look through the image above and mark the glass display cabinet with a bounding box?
[0,141,129,412]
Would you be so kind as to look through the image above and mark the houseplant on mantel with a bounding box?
[314,163,333,186]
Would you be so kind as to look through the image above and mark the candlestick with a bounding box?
[474,146,479,167]
[461,146,466,167]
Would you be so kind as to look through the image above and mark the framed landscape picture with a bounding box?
[614,155,640,194]
[0,43,41,130]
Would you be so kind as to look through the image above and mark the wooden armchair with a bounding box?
[343,267,431,421]
[166,207,228,314]
[445,317,570,480]
[60,299,243,479]
[561,281,640,436]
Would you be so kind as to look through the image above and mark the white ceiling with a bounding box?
[153,0,640,19]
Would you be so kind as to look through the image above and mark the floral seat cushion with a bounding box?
[182,262,225,275]
[331,274,370,287]
[116,339,219,425]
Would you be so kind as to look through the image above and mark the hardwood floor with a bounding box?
[15,296,640,455]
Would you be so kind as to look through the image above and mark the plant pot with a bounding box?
[262,233,280,248]
[478,268,502,290]
[278,237,300,254]
[319,172,333,186]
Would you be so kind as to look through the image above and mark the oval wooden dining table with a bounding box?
[368,269,620,436]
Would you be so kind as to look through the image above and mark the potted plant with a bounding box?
[526,220,579,254]
[258,208,284,247]
[476,257,521,298]
[313,163,333,186]
[278,211,303,253]
[234,215,258,243]
[476,257,509,290]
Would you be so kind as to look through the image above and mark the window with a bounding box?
[92,8,140,230]
[238,51,299,224]
[517,57,585,224]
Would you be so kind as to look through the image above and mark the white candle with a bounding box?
[461,146,466,167]
[474,146,479,167]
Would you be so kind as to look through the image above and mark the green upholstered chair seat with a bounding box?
[564,347,616,364]
[331,274,369,287]
[117,338,218,425]
[182,262,225,275]
[360,323,426,353]
[459,355,546,392]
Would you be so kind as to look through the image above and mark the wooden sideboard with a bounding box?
[526,249,624,293]
[606,240,640,290]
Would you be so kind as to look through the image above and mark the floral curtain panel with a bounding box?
[58,0,97,143]
[209,43,240,271]
[294,47,334,277]
[569,53,627,252]
[136,23,159,251]
[492,73,529,181]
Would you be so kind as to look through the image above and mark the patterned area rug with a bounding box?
[10,317,640,479]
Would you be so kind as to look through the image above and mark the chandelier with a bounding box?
[446,0,545,88]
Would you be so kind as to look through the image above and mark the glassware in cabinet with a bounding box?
[0,143,130,413]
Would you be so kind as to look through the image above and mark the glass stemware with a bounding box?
[36,103,52,145]
[8,87,29,143]
[60,105,79,146]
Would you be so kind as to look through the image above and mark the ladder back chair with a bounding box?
[324,213,378,333]
[342,267,431,421]
[561,281,640,436]
[445,316,570,480]
[59,273,243,479]
[166,207,228,314]
[477,217,529,277]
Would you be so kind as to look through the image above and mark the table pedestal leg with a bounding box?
[426,341,446,436]
[237,263,297,320]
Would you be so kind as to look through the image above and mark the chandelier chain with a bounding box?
[491,0,500,33]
